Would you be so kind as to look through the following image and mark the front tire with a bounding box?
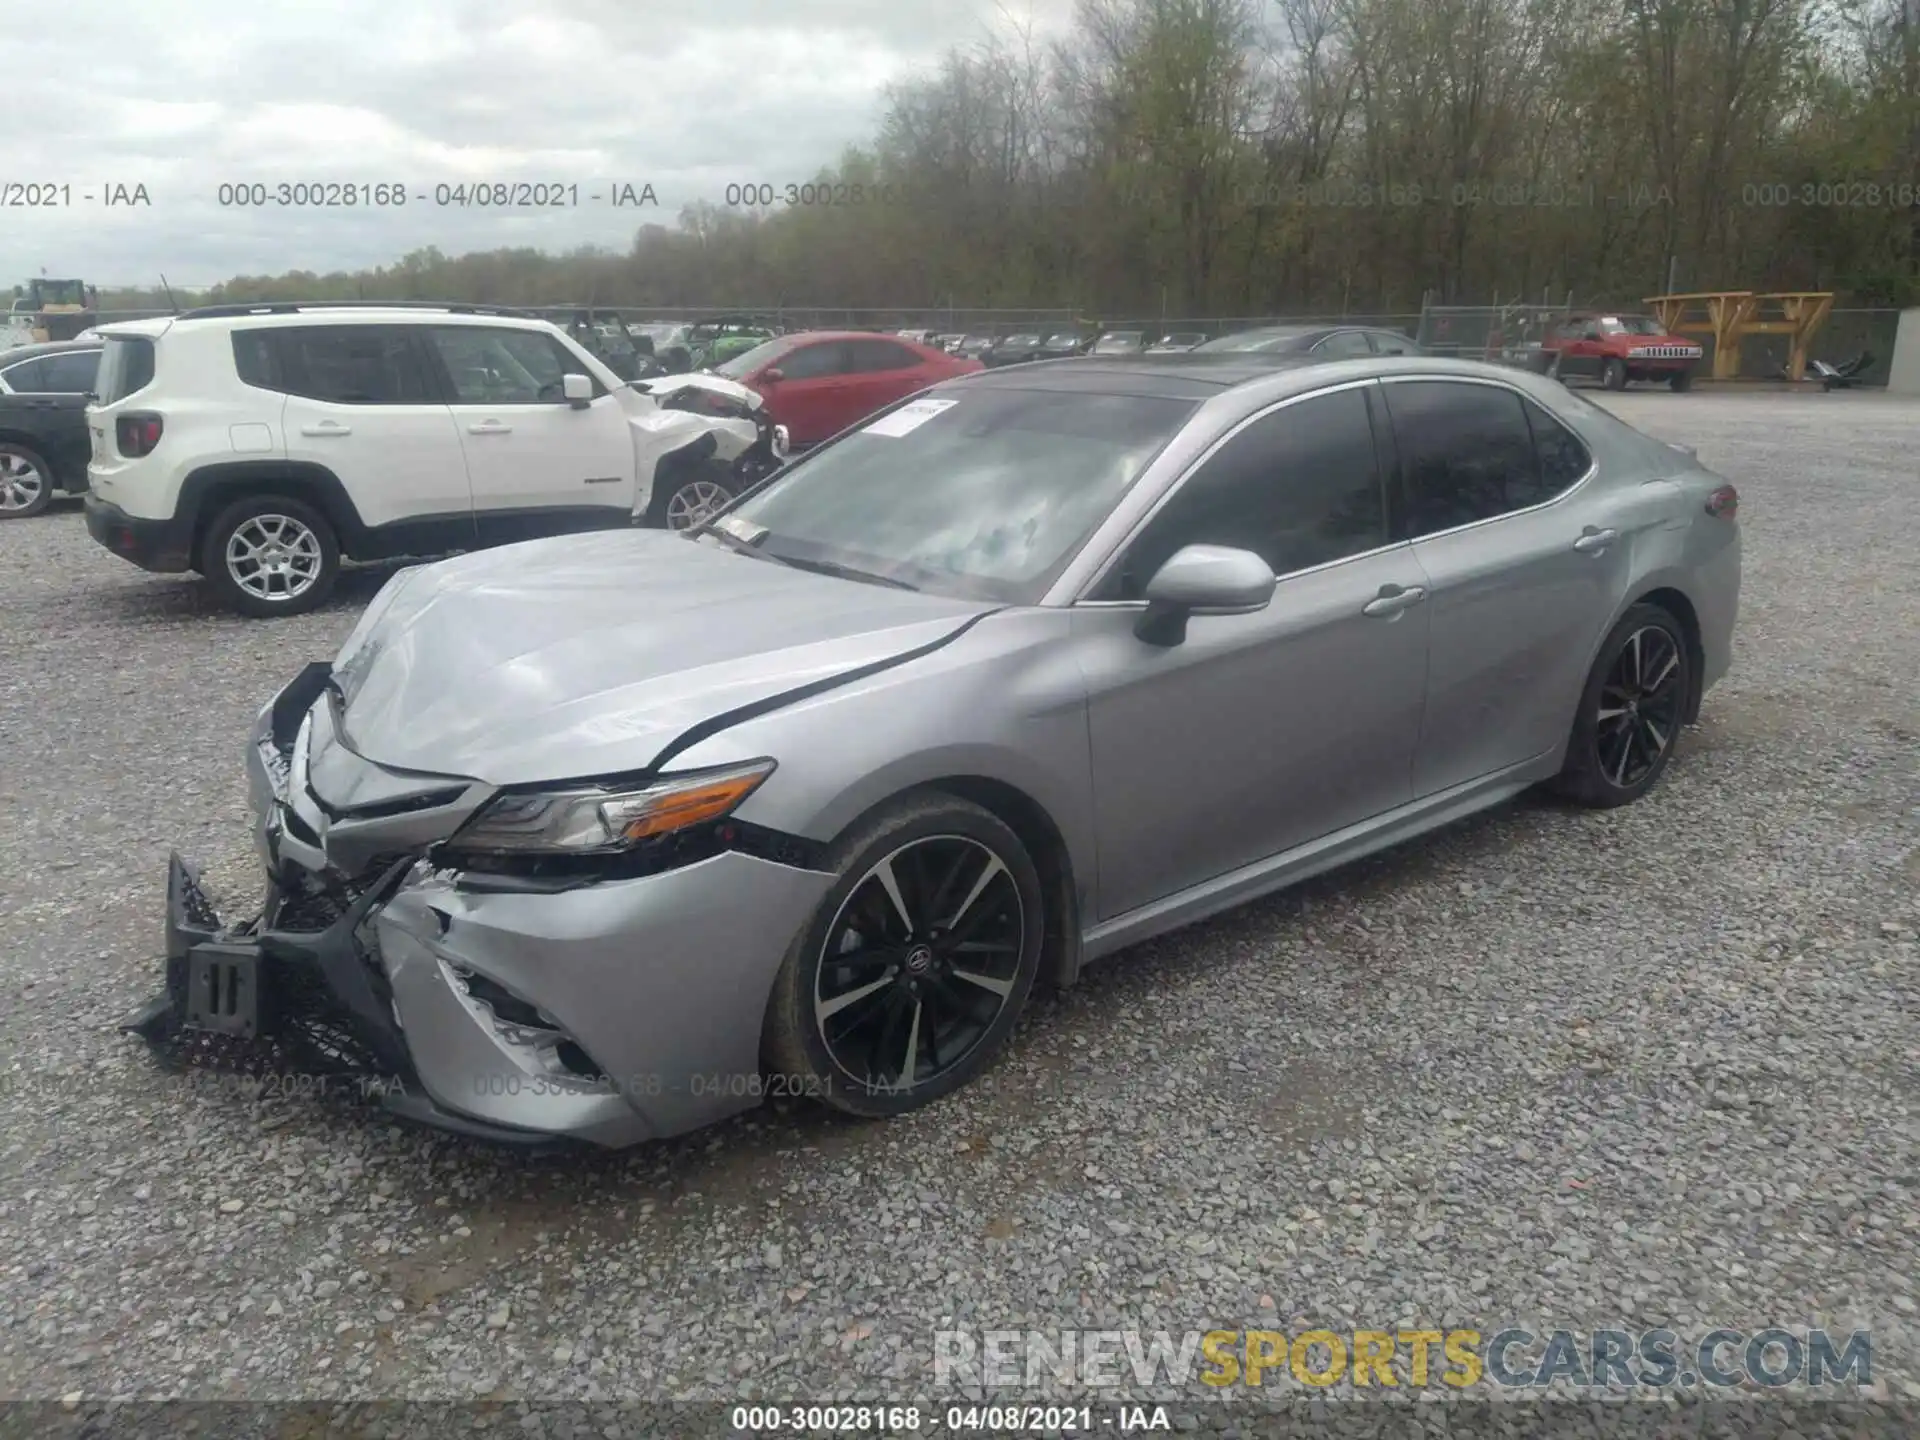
[1670,369,1693,392]
[1601,357,1628,390]
[200,495,340,618]
[646,459,738,531]
[0,443,54,519]
[1555,603,1692,808]
[762,793,1044,1118]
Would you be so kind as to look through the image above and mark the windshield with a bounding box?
[1001,335,1041,347]
[717,387,1199,603]
[1597,316,1669,336]
[1044,334,1082,348]
[1194,328,1316,352]
[1092,333,1143,352]
[712,336,796,378]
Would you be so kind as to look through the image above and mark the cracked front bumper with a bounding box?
[128,672,836,1149]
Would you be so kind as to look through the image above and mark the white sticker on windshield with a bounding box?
[863,397,958,437]
[714,513,768,543]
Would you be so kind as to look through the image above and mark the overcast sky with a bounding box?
[7,0,1071,289]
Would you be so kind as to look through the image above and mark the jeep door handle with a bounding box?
[1573,527,1618,555]
[1362,583,1427,617]
[299,421,351,437]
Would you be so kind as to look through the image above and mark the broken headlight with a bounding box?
[450,760,776,856]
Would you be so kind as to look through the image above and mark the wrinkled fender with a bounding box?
[628,408,758,515]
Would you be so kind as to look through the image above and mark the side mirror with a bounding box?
[1134,544,1276,646]
[761,367,785,384]
[562,373,593,408]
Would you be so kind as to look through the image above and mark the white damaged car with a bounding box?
[82,304,790,616]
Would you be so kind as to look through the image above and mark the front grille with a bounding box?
[1634,345,1698,359]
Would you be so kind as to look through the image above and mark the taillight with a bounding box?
[117,413,163,458]
[1705,483,1738,520]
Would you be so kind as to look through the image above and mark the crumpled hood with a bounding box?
[329,530,993,785]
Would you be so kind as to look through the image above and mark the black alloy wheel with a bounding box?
[813,835,1025,1094]
[763,794,1043,1116]
[1556,602,1692,807]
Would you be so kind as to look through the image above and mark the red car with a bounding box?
[1533,312,1704,392]
[711,331,983,446]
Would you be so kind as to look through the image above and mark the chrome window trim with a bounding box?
[1069,376,1391,603]
[1374,373,1599,544]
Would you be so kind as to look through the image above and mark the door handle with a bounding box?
[1362,583,1427,617]
[467,421,512,435]
[298,422,351,437]
[1573,527,1618,554]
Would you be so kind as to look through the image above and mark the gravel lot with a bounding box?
[0,391,1915,1421]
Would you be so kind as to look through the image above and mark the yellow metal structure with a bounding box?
[1643,291,1835,381]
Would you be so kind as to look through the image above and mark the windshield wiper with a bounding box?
[760,552,921,591]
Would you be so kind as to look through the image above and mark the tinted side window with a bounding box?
[0,358,47,391]
[775,342,847,380]
[1387,381,1543,535]
[95,337,156,403]
[1106,388,1388,598]
[41,351,101,392]
[282,326,433,404]
[1312,330,1372,359]
[232,330,286,391]
[1368,331,1413,356]
[1525,399,1592,494]
[845,339,919,372]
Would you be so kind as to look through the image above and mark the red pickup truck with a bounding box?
[1533,312,1704,392]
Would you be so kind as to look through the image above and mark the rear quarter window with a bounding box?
[95,337,156,404]
[232,330,286,391]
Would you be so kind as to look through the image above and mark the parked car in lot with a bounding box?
[1195,324,1422,357]
[0,338,101,517]
[127,351,1740,1148]
[984,333,1045,367]
[81,303,782,616]
[1530,312,1703,391]
[953,335,996,362]
[1090,330,1148,356]
[1147,332,1208,353]
[712,330,981,447]
[1040,332,1090,359]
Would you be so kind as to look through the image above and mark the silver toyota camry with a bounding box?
[126,354,1741,1148]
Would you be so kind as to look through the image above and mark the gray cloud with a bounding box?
[5,0,1074,288]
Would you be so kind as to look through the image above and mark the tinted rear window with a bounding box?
[232,329,286,390]
[95,337,156,403]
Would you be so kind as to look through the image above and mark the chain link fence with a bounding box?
[82,301,1901,381]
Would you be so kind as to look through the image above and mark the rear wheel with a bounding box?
[1601,357,1628,390]
[1555,603,1692,808]
[200,495,340,618]
[0,443,53,519]
[762,794,1044,1118]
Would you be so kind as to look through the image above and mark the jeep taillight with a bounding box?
[1705,484,1738,520]
[117,413,163,457]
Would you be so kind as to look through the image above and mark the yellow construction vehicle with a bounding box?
[5,279,98,347]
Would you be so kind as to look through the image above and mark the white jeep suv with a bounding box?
[84,303,785,617]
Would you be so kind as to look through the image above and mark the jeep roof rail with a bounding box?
[174,301,538,320]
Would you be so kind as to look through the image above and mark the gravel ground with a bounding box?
[0,391,1915,1425]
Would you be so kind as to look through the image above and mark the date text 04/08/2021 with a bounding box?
[730,1404,1174,1432]
[1,182,149,206]
[211,181,659,208]
[468,1070,827,1102]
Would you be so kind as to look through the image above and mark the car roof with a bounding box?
[939,352,1538,401]
[95,306,568,340]
[766,330,929,345]
[0,338,102,361]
